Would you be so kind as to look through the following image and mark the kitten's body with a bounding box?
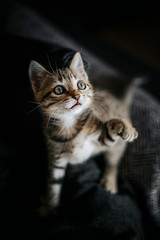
[45,90,128,164]
[29,51,138,215]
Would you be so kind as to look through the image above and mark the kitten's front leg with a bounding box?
[100,118,138,193]
[39,160,67,216]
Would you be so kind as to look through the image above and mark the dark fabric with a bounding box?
[1,1,160,239]
[121,89,160,225]
[1,154,144,240]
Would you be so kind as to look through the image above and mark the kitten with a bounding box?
[29,51,138,215]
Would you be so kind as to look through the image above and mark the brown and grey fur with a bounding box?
[29,52,138,215]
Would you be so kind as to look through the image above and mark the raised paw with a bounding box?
[106,118,138,143]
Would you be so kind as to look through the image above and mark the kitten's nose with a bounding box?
[72,94,80,101]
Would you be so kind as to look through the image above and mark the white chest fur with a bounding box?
[55,114,76,130]
[68,133,107,164]
[54,114,106,165]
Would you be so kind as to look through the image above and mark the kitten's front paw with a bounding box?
[106,119,138,142]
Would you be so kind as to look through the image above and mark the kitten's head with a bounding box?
[29,52,93,116]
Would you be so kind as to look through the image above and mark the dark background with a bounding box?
[10,0,160,101]
[18,1,160,71]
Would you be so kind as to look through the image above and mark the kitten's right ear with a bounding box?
[69,52,88,80]
[29,60,51,94]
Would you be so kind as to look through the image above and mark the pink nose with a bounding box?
[72,94,80,101]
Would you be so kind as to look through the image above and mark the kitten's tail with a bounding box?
[122,76,147,107]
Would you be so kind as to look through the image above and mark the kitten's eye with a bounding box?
[77,80,86,90]
[53,85,65,95]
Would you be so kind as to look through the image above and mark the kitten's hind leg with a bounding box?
[100,140,126,193]
[38,161,67,216]
[100,164,118,194]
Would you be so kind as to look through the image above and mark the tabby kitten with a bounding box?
[29,51,138,215]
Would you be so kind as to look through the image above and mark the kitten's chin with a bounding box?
[69,102,91,115]
[70,104,83,114]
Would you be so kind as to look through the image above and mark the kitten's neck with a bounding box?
[45,109,91,143]
[53,113,77,129]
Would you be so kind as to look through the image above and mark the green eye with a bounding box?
[77,80,86,90]
[54,85,65,95]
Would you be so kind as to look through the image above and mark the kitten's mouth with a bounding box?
[71,102,82,109]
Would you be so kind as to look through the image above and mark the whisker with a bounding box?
[46,53,55,74]
[54,59,61,79]
[93,100,106,114]
[45,102,64,128]
[46,111,56,128]
[26,103,42,115]
[28,100,39,105]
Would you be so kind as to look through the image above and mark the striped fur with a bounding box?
[29,52,138,216]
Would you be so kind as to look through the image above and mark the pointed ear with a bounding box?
[69,52,87,78]
[28,60,51,94]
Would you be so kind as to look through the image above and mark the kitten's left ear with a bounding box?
[69,52,88,79]
[29,60,52,94]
